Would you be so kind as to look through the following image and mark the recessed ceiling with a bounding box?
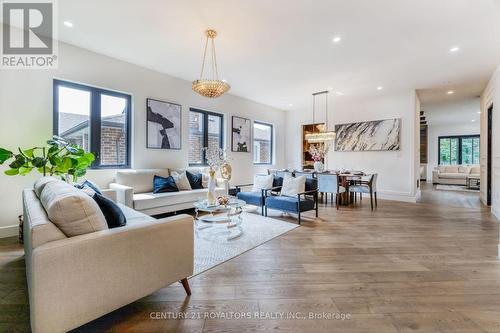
[53,0,500,110]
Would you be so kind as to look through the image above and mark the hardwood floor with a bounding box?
[1,187,499,332]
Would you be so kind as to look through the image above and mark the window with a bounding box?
[53,80,131,168]
[253,121,273,164]
[188,108,223,165]
[438,135,480,165]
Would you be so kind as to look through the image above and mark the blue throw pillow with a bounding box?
[74,179,102,194]
[153,175,179,193]
[92,193,126,229]
[186,171,203,189]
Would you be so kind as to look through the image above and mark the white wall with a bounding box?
[480,66,500,220]
[0,42,287,236]
[285,90,420,202]
[426,122,480,181]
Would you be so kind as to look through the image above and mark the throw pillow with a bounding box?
[252,174,274,192]
[40,180,108,237]
[186,171,204,189]
[170,171,193,190]
[92,193,126,229]
[281,175,306,197]
[74,179,102,194]
[273,176,283,188]
[153,175,179,193]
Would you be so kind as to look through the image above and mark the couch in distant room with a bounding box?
[432,165,480,185]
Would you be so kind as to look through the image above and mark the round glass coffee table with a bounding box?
[194,199,246,240]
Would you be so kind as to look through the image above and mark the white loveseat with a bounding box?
[432,165,480,185]
[110,168,229,215]
[23,178,194,333]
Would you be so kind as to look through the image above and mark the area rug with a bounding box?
[435,184,479,192]
[193,212,298,275]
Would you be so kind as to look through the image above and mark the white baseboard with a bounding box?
[362,190,418,203]
[492,205,500,221]
[0,225,18,238]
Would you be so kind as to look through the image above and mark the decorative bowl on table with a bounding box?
[217,196,230,206]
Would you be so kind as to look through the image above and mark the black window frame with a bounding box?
[188,108,224,166]
[438,134,480,165]
[53,79,132,169]
[253,121,274,165]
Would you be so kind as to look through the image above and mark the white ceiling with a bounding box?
[423,97,481,126]
[53,0,500,110]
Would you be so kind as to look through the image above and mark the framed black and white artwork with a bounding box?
[334,118,401,151]
[146,98,181,149]
[231,116,251,152]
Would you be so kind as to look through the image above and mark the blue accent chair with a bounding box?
[264,178,318,224]
[236,176,282,215]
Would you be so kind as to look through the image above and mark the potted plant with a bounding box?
[0,136,95,182]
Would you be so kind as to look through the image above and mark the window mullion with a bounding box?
[90,89,102,167]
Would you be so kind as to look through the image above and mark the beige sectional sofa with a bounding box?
[23,177,194,333]
[432,165,480,185]
[110,168,229,215]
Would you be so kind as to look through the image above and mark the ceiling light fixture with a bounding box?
[447,90,454,95]
[471,119,476,122]
[449,46,460,53]
[288,103,294,107]
[63,21,73,28]
[192,29,230,98]
[477,111,481,114]
[305,90,336,143]
[377,86,383,90]
[332,36,342,43]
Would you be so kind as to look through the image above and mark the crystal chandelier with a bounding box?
[192,29,230,98]
[305,90,336,143]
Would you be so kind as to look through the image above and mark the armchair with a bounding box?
[235,176,282,215]
[264,178,318,224]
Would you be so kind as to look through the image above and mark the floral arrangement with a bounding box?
[202,146,228,170]
[308,144,329,162]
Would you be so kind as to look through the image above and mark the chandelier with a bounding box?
[305,90,336,143]
[192,29,230,98]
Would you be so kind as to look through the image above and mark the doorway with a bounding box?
[487,104,493,206]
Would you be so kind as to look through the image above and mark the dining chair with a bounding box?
[349,174,378,210]
[317,173,346,209]
[294,171,316,179]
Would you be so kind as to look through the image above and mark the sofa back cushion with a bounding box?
[115,169,170,193]
[458,166,470,174]
[40,180,108,237]
[470,165,480,174]
[444,166,459,173]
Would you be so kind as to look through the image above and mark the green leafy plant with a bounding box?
[0,136,95,182]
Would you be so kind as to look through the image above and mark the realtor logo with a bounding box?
[1,0,58,69]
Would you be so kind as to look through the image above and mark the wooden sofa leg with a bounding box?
[180,278,191,296]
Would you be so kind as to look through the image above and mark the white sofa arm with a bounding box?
[101,189,117,202]
[216,178,229,195]
[432,170,439,184]
[29,214,194,333]
[109,183,133,207]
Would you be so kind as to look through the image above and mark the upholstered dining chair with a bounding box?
[349,174,378,210]
[294,171,316,179]
[317,173,346,209]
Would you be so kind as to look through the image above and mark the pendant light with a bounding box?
[305,90,336,143]
[192,29,230,98]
